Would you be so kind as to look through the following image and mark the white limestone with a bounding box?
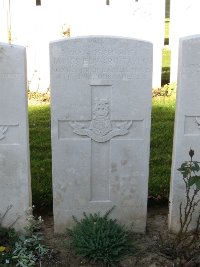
[170,0,200,83]
[50,36,153,233]
[169,35,200,233]
[0,43,31,231]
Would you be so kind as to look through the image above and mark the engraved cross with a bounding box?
[69,83,132,143]
[68,82,133,202]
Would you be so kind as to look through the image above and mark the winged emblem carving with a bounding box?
[69,99,132,143]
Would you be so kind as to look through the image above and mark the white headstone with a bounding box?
[169,35,200,233]
[50,36,153,233]
[0,43,31,231]
[170,0,200,83]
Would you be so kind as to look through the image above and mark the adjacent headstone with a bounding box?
[170,0,200,83]
[0,43,31,231]
[169,35,200,233]
[50,36,153,233]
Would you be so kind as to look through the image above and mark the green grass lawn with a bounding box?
[149,95,175,201]
[29,104,52,210]
[29,95,176,210]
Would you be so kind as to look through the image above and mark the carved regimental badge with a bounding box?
[0,126,8,140]
[69,98,132,143]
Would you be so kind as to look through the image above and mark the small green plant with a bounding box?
[177,148,200,239]
[0,206,49,266]
[0,205,19,266]
[68,207,135,266]
[158,149,200,265]
[11,208,49,267]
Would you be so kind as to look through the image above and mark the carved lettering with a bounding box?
[0,73,23,79]
[51,41,151,81]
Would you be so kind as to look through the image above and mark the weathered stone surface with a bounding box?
[170,0,200,83]
[50,36,153,233]
[169,35,200,233]
[0,43,31,231]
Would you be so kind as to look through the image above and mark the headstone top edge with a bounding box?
[50,35,153,47]
[180,34,200,43]
[0,42,26,50]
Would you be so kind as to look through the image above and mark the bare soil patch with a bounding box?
[41,205,176,267]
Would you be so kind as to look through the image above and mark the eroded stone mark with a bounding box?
[0,126,8,140]
[184,116,200,135]
[0,124,19,144]
[195,117,200,128]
